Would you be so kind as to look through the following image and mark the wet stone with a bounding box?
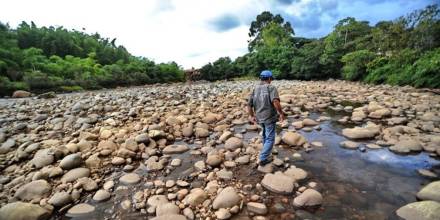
[163,144,189,154]
[60,153,83,170]
[396,201,440,220]
[247,202,268,215]
[49,191,72,207]
[93,190,111,202]
[14,180,51,201]
[119,173,141,185]
[215,208,231,220]
[61,168,90,183]
[67,203,95,216]
[213,187,241,209]
[216,169,233,180]
[417,181,440,202]
[293,189,323,207]
[261,172,295,194]
[0,202,51,220]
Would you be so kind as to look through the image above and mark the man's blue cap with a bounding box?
[260,70,273,78]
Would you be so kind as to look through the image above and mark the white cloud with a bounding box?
[0,0,434,68]
[0,0,268,68]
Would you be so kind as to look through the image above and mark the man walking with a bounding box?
[248,70,286,166]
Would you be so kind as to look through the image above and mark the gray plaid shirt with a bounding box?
[248,83,280,124]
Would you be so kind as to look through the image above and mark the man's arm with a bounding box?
[248,90,256,124]
[248,105,255,117]
[269,86,286,122]
[272,99,286,121]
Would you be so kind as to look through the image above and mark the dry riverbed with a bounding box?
[0,80,439,220]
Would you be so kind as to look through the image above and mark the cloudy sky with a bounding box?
[0,0,436,68]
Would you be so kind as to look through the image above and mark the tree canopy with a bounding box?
[0,22,184,96]
[200,4,440,88]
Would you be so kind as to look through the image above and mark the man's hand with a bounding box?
[248,115,256,124]
[279,113,286,122]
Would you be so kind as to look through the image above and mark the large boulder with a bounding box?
[351,111,367,122]
[14,180,51,201]
[368,108,391,119]
[0,139,16,154]
[124,138,139,152]
[97,140,118,151]
[206,154,223,167]
[224,137,243,150]
[396,201,440,220]
[390,139,423,154]
[302,118,318,126]
[61,168,90,183]
[147,195,169,208]
[135,134,150,145]
[0,202,51,220]
[420,112,440,122]
[282,132,306,146]
[67,203,95,216]
[166,116,182,126]
[202,113,220,124]
[182,125,194,137]
[32,148,60,168]
[12,90,31,98]
[219,131,233,142]
[93,190,111,202]
[247,202,268,215]
[261,172,295,194]
[163,145,189,154]
[117,147,136,158]
[212,187,241,209]
[417,181,440,202]
[156,203,180,216]
[184,188,208,206]
[340,141,360,149]
[293,189,323,207]
[195,128,209,138]
[284,167,308,181]
[292,121,304,129]
[151,215,187,220]
[48,191,72,206]
[60,153,83,170]
[119,173,141,185]
[342,126,380,139]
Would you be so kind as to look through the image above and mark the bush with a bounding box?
[341,50,376,81]
[0,76,29,96]
[60,85,84,92]
[364,57,391,84]
[408,48,440,88]
[23,71,63,91]
[364,48,439,88]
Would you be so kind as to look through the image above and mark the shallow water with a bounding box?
[62,111,440,220]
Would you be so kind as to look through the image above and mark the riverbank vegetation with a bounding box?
[199,4,439,88]
[0,22,183,96]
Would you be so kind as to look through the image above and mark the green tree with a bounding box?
[320,17,371,78]
[291,40,325,80]
[248,11,294,52]
[341,50,376,81]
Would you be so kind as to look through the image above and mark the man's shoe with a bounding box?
[259,159,271,166]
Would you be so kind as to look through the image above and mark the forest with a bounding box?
[199,4,440,88]
[0,4,439,96]
[0,22,184,96]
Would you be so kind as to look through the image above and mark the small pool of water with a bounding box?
[276,112,438,220]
